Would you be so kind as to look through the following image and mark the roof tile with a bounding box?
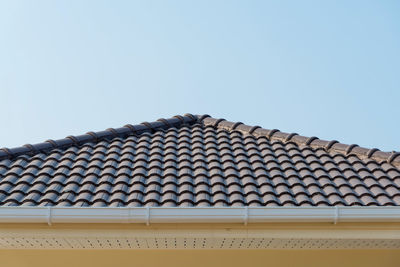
[0,114,398,207]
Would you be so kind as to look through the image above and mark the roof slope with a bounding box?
[0,114,399,207]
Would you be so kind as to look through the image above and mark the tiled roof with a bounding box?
[0,114,399,207]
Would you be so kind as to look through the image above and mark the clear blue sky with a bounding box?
[0,1,399,152]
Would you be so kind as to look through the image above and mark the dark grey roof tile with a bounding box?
[378,177,394,188]
[338,185,355,196]
[109,192,127,204]
[178,184,193,194]
[212,193,228,204]
[387,169,400,179]
[145,184,161,194]
[354,187,371,199]
[376,195,395,205]
[322,185,339,196]
[95,183,112,194]
[163,167,178,176]
[23,191,43,202]
[28,183,47,193]
[332,177,348,187]
[360,195,378,205]
[343,194,363,205]
[178,192,195,204]
[211,184,227,195]
[244,193,261,205]
[112,183,128,194]
[369,185,387,196]
[82,175,99,185]
[291,185,307,195]
[286,176,303,186]
[294,194,312,205]
[311,194,331,205]
[275,185,291,195]
[162,175,177,185]
[239,169,253,177]
[278,193,297,205]
[393,196,400,205]
[384,186,400,197]
[0,114,398,206]
[394,178,400,187]
[327,194,346,205]
[143,191,161,205]
[194,184,210,194]
[227,184,243,195]
[177,167,192,177]
[254,168,269,177]
[225,176,240,186]
[78,183,95,194]
[161,184,177,194]
[0,183,14,193]
[178,176,194,185]
[259,184,275,195]
[39,191,60,204]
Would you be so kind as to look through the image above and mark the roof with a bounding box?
[0,114,399,207]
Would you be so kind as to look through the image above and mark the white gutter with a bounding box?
[0,206,399,225]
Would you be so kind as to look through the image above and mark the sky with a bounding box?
[0,0,399,152]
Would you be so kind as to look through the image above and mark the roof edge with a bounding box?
[0,206,399,224]
[0,114,198,161]
[1,113,398,166]
[198,115,400,166]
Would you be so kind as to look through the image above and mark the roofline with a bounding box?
[198,115,400,166]
[0,206,399,225]
[1,113,399,166]
[0,114,199,161]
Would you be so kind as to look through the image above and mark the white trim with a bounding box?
[0,206,399,224]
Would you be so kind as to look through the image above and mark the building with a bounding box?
[0,114,399,266]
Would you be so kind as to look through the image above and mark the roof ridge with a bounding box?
[0,114,198,161]
[198,115,400,166]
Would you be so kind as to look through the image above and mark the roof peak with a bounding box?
[1,113,399,166]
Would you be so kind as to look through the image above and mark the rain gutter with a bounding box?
[0,206,399,225]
